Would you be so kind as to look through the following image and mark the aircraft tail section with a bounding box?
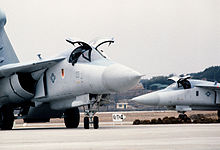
[0,9,19,67]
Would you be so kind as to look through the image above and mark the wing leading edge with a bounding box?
[0,57,65,78]
[195,83,220,90]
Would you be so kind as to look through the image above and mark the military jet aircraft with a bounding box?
[0,9,142,130]
[132,75,220,120]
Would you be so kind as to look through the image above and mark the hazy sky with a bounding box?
[1,0,220,78]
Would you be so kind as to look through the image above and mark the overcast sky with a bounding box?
[1,0,220,78]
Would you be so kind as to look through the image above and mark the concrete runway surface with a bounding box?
[0,124,220,150]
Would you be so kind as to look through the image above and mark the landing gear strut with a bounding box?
[64,107,80,128]
[0,107,14,130]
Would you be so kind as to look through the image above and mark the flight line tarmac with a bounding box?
[0,123,220,150]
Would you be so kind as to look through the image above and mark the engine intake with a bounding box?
[0,73,35,105]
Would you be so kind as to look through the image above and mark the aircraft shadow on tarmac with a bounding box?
[11,126,112,131]
[12,127,70,131]
[11,125,134,131]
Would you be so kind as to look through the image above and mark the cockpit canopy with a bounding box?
[166,76,192,90]
[66,38,114,66]
[177,78,191,89]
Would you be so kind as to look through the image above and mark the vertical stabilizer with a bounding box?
[0,9,19,66]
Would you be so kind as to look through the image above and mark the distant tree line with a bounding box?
[140,75,173,90]
[190,66,220,82]
[141,66,220,90]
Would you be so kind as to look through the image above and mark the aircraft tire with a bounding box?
[0,107,14,130]
[93,116,99,129]
[64,107,80,128]
[84,117,89,129]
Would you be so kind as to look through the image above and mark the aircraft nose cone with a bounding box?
[132,92,160,105]
[102,64,143,92]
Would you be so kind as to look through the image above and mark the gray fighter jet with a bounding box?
[132,75,220,120]
[0,10,142,130]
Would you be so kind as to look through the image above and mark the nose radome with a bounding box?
[102,63,143,92]
[132,92,160,105]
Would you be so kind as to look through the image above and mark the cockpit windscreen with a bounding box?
[69,46,106,66]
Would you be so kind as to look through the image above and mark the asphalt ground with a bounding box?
[0,123,220,150]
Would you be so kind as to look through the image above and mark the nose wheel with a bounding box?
[83,111,99,129]
[83,105,99,129]
[84,117,89,129]
[93,116,99,129]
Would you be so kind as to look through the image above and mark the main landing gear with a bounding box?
[0,106,14,130]
[64,107,80,128]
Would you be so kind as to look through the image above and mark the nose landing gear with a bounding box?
[83,95,102,129]
[83,106,99,129]
[83,94,110,129]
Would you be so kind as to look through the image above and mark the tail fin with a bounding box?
[0,9,19,67]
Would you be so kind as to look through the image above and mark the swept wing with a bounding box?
[195,82,220,90]
[0,57,65,78]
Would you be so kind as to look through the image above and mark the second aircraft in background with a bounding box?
[132,75,220,120]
